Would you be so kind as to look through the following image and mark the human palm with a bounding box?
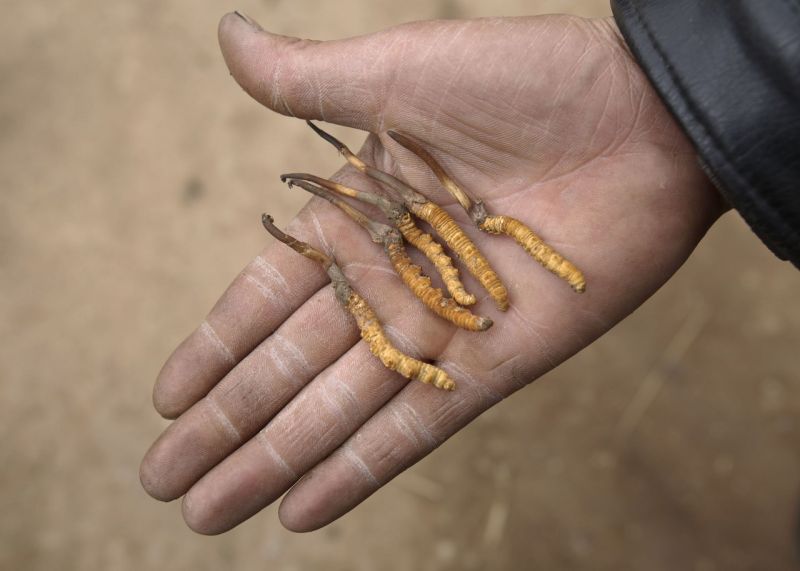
[140,12,722,534]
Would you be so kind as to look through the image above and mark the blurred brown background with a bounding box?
[1,1,798,569]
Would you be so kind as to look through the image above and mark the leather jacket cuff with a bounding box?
[611,0,800,268]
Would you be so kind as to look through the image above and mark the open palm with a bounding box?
[140,12,723,534]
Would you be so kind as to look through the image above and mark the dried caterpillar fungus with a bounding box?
[285,178,492,332]
[305,121,508,311]
[386,130,586,293]
[393,211,476,306]
[261,214,456,391]
[346,294,454,390]
[281,172,476,306]
[413,201,509,310]
[481,215,586,292]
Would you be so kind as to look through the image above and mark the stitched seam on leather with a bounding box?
[625,0,796,254]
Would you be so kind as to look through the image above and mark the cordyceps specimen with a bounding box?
[261,214,456,391]
[306,121,509,311]
[281,172,476,307]
[284,177,492,332]
[387,130,587,293]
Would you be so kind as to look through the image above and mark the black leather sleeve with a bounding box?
[611,0,800,268]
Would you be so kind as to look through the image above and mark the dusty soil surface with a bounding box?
[2,1,798,570]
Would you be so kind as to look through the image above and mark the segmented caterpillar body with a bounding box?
[387,128,587,295]
[481,215,586,293]
[385,239,491,331]
[394,212,476,306]
[346,292,455,390]
[282,173,477,307]
[285,178,491,330]
[261,214,456,391]
[413,202,509,311]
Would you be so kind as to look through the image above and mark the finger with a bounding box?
[143,150,400,498]
[151,131,392,420]
[266,187,622,532]
[179,258,463,534]
[140,281,357,502]
[152,132,388,420]
[181,341,399,534]
[218,11,398,131]
[276,358,506,532]
[143,132,435,502]
[152,203,330,419]
[271,221,606,532]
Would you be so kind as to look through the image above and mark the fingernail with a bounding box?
[234,10,262,30]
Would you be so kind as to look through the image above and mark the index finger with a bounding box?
[152,202,332,419]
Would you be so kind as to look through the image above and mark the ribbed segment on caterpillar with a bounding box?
[385,240,492,331]
[346,292,456,390]
[413,202,509,311]
[394,212,476,306]
[481,215,586,293]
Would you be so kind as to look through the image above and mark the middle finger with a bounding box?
[180,258,463,534]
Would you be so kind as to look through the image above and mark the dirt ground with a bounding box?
[2,1,798,570]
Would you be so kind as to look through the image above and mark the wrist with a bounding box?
[594,16,729,218]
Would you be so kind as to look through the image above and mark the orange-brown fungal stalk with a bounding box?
[281,172,476,306]
[306,121,509,311]
[261,214,455,391]
[387,130,587,293]
[284,178,492,332]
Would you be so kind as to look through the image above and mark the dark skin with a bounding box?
[139,12,724,534]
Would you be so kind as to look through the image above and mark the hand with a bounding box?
[140,11,723,534]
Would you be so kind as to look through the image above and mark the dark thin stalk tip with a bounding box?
[307,120,346,152]
[261,214,285,240]
[385,129,410,147]
[289,179,330,201]
[262,213,288,243]
[386,129,403,142]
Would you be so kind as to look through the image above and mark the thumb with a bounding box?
[218,11,396,132]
